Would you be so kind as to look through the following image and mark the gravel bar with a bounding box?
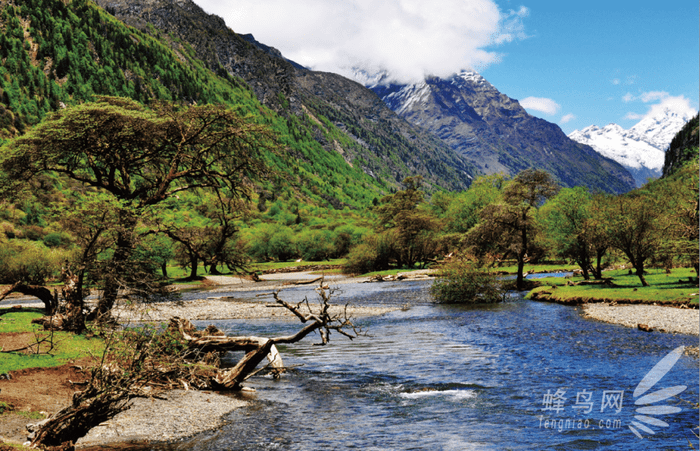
[76,390,247,448]
[582,303,699,335]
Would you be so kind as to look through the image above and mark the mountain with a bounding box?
[663,113,699,177]
[94,0,479,193]
[569,108,696,187]
[370,71,636,194]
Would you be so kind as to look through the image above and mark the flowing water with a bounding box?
[149,278,697,450]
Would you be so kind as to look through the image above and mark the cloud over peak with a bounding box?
[520,97,560,115]
[194,0,529,84]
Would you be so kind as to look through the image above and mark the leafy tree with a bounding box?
[375,176,441,268]
[0,96,277,318]
[442,174,506,234]
[468,169,559,290]
[601,192,663,287]
[540,187,608,279]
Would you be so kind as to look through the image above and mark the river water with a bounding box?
[154,279,697,450]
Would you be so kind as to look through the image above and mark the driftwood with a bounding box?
[30,387,131,449]
[171,283,361,390]
[290,276,324,285]
[30,283,360,448]
[0,281,58,314]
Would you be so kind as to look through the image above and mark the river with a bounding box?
[150,278,698,450]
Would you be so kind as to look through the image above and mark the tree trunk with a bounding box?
[594,249,605,279]
[516,254,526,290]
[99,212,138,318]
[188,253,199,280]
[0,282,57,315]
[636,265,649,287]
[31,389,130,448]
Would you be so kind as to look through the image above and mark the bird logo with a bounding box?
[628,346,686,439]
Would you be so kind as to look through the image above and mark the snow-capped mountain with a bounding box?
[568,108,695,187]
[369,70,636,193]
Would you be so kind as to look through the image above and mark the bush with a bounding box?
[0,242,65,285]
[296,229,335,261]
[343,232,395,274]
[430,260,506,304]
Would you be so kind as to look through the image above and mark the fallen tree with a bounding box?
[30,283,362,448]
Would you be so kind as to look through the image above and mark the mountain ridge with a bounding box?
[95,0,479,192]
[569,107,695,187]
[371,70,636,194]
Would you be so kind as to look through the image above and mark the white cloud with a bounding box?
[520,97,561,115]
[645,95,697,118]
[494,6,530,44]
[192,0,529,84]
[622,93,636,103]
[611,78,620,85]
[624,94,697,122]
[639,91,670,103]
[560,113,576,124]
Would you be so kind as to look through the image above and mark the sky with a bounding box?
[192,0,698,134]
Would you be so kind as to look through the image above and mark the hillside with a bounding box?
[93,0,479,192]
[0,0,475,215]
[371,71,636,194]
[663,113,699,177]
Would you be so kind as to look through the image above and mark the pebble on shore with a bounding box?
[582,303,699,336]
[76,390,248,448]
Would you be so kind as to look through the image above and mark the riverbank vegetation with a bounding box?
[527,267,699,306]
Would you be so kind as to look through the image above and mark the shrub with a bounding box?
[0,242,65,285]
[430,260,506,304]
[343,232,395,274]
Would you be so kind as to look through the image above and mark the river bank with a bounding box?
[2,268,698,448]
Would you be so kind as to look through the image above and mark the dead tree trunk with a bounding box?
[171,283,361,390]
[0,281,57,314]
[30,388,130,448]
[9,267,87,333]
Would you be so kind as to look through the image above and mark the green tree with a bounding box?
[601,192,663,287]
[540,187,608,279]
[375,176,440,268]
[468,169,559,290]
[0,96,276,318]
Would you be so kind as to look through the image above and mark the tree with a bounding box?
[601,192,663,287]
[468,169,559,290]
[375,176,441,268]
[540,187,609,279]
[0,96,277,320]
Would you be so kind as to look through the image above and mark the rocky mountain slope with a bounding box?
[569,108,696,186]
[95,0,478,192]
[371,71,636,194]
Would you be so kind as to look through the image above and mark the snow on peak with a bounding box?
[382,81,433,115]
[568,108,694,184]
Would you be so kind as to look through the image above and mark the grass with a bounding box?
[526,267,699,305]
[249,259,346,272]
[0,309,105,374]
[494,262,580,274]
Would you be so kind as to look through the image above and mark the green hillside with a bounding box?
[0,0,392,209]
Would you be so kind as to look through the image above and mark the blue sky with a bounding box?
[193,0,698,134]
[481,1,699,133]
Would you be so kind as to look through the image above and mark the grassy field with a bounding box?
[494,262,580,274]
[526,268,699,305]
[0,309,105,374]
